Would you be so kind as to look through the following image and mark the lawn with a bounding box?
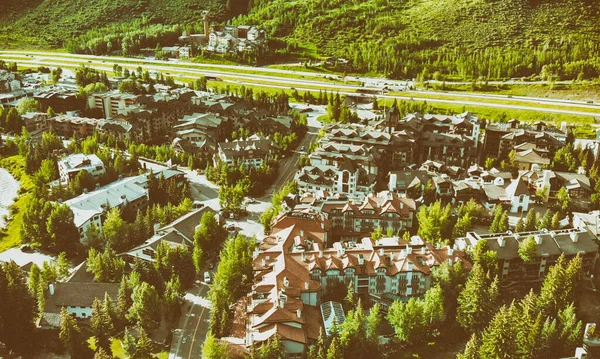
[0,155,33,251]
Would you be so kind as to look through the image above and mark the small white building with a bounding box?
[58,153,105,185]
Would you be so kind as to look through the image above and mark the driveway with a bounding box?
[169,282,212,359]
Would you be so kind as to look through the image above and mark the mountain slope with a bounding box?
[0,0,246,47]
[235,0,600,79]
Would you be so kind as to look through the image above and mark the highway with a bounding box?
[1,51,600,118]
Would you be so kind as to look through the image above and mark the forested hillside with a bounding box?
[235,0,600,80]
[0,0,249,47]
[2,0,600,81]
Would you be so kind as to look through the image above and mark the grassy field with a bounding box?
[378,98,598,129]
[438,83,600,103]
[0,155,33,251]
[387,91,600,118]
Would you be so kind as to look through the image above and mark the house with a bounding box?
[533,169,593,202]
[312,191,417,242]
[216,135,273,168]
[388,170,431,194]
[37,282,119,330]
[58,153,106,185]
[122,206,216,263]
[0,70,21,93]
[456,228,599,282]
[514,148,551,171]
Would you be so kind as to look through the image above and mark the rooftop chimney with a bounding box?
[300,229,305,238]
[283,277,289,287]
[49,284,55,296]
[447,247,453,256]
[305,282,309,290]
[379,248,385,256]
[498,236,506,248]
[154,223,161,234]
[261,258,266,267]
[297,309,302,319]
[302,252,307,262]
[83,188,88,194]
[535,235,542,245]
[570,232,579,243]
[318,250,323,258]
[406,246,413,254]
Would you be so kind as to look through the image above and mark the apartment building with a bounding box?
[58,153,105,184]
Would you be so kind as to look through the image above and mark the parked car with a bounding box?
[204,272,211,284]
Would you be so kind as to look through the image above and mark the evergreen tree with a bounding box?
[457,333,480,359]
[127,282,161,332]
[515,216,524,232]
[327,337,343,359]
[457,264,499,333]
[202,332,229,359]
[91,298,113,351]
[94,347,112,359]
[47,204,80,255]
[524,208,539,231]
[59,307,81,355]
[479,304,520,359]
[366,304,382,342]
[56,252,71,279]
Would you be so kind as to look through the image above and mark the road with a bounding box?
[169,282,212,359]
[2,51,600,118]
[268,129,318,196]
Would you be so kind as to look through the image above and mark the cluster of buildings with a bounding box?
[58,160,184,244]
[173,12,267,57]
[295,111,481,201]
[242,104,600,356]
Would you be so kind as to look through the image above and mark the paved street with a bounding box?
[169,282,212,359]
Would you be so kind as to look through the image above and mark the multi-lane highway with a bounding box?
[1,50,600,118]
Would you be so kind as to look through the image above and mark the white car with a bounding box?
[204,272,211,284]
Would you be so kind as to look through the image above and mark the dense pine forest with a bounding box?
[2,0,600,80]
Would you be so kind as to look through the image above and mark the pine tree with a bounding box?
[457,333,480,359]
[94,347,112,359]
[479,304,520,359]
[457,265,499,333]
[327,337,342,359]
[524,209,538,231]
[56,252,71,279]
[538,209,553,230]
[515,216,524,232]
[59,307,81,354]
[557,303,583,357]
[366,304,382,342]
[551,212,561,230]
[91,298,113,351]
